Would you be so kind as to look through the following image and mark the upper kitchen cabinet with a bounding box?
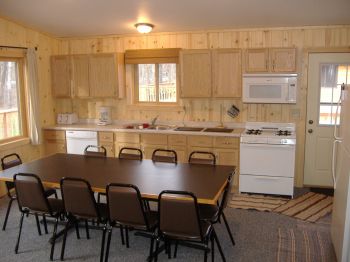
[212,49,242,98]
[244,48,296,73]
[180,49,212,98]
[51,56,71,98]
[51,53,125,98]
[89,53,125,98]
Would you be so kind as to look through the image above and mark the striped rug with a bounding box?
[229,192,333,222]
[228,193,289,212]
[277,227,335,262]
[274,192,333,223]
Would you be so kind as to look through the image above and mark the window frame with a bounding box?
[133,63,179,106]
[0,50,28,144]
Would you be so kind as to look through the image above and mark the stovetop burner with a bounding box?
[275,130,292,136]
[246,129,262,135]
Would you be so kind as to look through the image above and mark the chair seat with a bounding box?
[48,198,64,213]
[44,187,57,197]
[199,204,219,222]
[162,220,212,241]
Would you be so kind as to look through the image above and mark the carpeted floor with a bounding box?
[0,195,336,262]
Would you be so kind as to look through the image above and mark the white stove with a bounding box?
[239,122,296,197]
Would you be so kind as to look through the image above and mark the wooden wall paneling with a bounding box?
[303,29,326,47]
[325,27,349,47]
[239,31,251,48]
[249,31,267,48]
[189,33,208,49]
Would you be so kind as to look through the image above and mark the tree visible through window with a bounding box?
[0,60,22,140]
[137,63,177,104]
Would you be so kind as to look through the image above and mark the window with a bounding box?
[0,56,26,141]
[319,64,349,125]
[135,63,177,104]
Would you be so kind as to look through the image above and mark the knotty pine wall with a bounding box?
[0,17,58,195]
[54,25,350,187]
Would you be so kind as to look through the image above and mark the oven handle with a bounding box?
[253,176,283,180]
[240,143,295,148]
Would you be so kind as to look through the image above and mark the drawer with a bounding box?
[168,135,187,146]
[188,136,213,147]
[115,132,140,143]
[214,137,239,149]
[44,130,65,140]
[239,174,294,196]
[141,134,168,145]
[98,132,114,143]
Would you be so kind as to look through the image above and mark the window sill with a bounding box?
[0,137,31,151]
[127,104,184,111]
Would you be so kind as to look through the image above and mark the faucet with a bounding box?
[151,115,160,126]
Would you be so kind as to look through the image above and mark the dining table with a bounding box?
[0,153,235,205]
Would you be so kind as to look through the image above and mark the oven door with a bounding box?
[240,143,295,178]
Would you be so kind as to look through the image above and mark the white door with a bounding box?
[304,53,350,187]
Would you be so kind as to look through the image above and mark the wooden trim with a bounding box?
[0,137,30,150]
[125,48,181,64]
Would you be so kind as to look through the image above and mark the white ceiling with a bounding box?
[0,0,350,37]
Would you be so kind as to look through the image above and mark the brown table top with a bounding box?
[0,153,235,205]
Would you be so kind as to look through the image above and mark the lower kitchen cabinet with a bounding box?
[43,130,66,155]
[170,145,187,163]
[98,131,115,157]
[142,144,168,159]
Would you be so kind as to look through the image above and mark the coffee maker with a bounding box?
[98,106,112,125]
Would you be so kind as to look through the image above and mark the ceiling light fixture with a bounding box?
[135,23,154,34]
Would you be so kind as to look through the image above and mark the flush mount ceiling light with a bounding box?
[135,23,154,34]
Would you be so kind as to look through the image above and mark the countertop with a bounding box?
[43,123,244,137]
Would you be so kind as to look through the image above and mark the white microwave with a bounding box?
[242,74,297,104]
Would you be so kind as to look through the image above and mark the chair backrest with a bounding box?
[106,183,149,229]
[216,172,234,221]
[14,173,52,214]
[118,147,143,160]
[1,153,22,170]
[84,145,107,157]
[152,149,177,164]
[60,177,100,219]
[158,190,203,240]
[188,151,216,165]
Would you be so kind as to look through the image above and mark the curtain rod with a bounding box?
[0,45,38,51]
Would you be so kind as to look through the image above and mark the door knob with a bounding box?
[308,120,313,124]
[308,129,313,134]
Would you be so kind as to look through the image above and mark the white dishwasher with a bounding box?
[66,130,98,155]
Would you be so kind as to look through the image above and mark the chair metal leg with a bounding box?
[35,213,42,235]
[222,212,235,246]
[100,226,107,262]
[125,227,130,248]
[85,220,90,239]
[54,191,58,199]
[211,235,215,262]
[149,234,155,259]
[75,220,80,239]
[173,241,178,258]
[154,238,160,262]
[97,193,101,203]
[120,225,125,245]
[104,229,112,262]
[204,244,208,262]
[15,212,25,254]
[43,214,49,234]
[213,230,226,262]
[60,220,70,261]
[50,217,59,261]
[167,240,172,259]
[2,198,14,231]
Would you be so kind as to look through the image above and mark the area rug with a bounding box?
[229,192,333,222]
[276,227,335,262]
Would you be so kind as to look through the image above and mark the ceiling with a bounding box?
[0,0,350,38]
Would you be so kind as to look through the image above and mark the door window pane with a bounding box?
[138,64,156,102]
[159,64,176,102]
[0,61,21,139]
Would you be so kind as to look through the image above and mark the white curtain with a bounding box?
[26,48,41,145]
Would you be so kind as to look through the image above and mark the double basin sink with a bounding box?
[129,126,234,133]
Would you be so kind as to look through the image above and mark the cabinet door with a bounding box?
[215,149,239,166]
[170,145,187,163]
[51,56,71,97]
[180,50,212,98]
[100,143,114,157]
[115,142,140,157]
[245,49,269,72]
[270,48,296,72]
[212,49,242,98]
[72,55,90,97]
[89,54,118,97]
[142,144,168,159]
[45,140,66,155]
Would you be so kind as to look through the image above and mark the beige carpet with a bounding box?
[229,192,333,222]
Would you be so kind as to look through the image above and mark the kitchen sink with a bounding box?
[147,125,172,130]
[203,128,234,133]
[174,127,204,132]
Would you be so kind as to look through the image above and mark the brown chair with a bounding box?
[118,147,143,160]
[60,177,108,262]
[1,153,57,231]
[84,145,107,157]
[154,190,226,262]
[188,151,216,165]
[152,149,177,164]
[199,172,235,246]
[104,183,158,261]
[13,173,64,260]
